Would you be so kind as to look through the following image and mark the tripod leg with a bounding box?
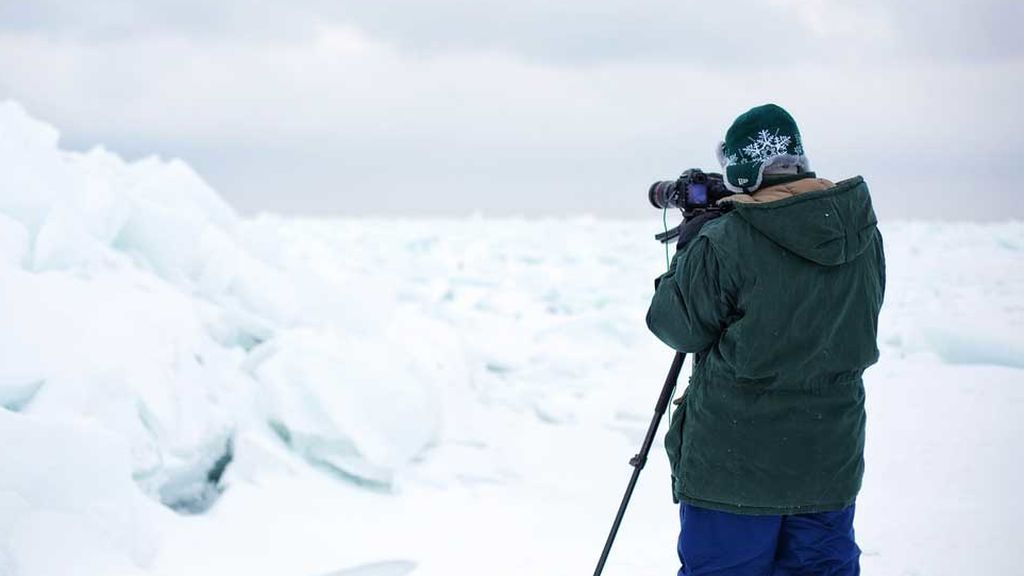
[593,352,686,576]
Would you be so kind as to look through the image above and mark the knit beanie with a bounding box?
[716,104,810,193]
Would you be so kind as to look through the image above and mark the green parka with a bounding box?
[647,174,885,515]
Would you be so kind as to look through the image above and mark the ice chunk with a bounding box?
[0,379,43,412]
[922,318,1024,369]
[0,212,29,268]
[0,267,243,512]
[156,435,235,514]
[0,101,76,234]
[245,326,442,487]
[0,410,164,575]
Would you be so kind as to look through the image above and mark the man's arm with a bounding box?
[646,236,731,353]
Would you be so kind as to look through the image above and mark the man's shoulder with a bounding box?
[696,210,751,246]
[690,212,756,277]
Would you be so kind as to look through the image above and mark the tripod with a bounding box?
[592,351,686,576]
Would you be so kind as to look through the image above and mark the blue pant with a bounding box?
[677,503,860,575]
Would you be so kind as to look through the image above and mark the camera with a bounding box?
[650,168,734,244]
[648,168,731,213]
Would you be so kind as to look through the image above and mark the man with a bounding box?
[647,103,885,575]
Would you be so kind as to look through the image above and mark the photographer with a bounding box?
[647,104,885,575]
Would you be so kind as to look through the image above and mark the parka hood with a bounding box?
[730,176,878,266]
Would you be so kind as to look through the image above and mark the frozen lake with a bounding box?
[1,102,1022,576]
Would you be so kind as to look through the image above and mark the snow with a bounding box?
[0,100,1021,576]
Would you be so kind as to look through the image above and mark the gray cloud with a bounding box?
[0,0,1021,220]
[3,0,1021,63]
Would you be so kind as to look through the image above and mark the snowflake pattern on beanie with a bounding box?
[742,130,793,163]
[716,104,809,193]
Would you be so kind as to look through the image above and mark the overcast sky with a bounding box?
[1,0,1021,220]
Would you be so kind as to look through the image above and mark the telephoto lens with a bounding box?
[648,180,680,209]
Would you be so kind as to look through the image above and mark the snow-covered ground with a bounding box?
[0,101,1021,576]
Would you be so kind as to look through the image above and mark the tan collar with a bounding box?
[721,177,835,205]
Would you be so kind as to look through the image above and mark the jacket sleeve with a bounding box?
[646,236,731,353]
[876,229,886,306]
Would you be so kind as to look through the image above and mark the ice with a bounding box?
[0,380,42,412]
[0,213,28,268]
[920,312,1024,368]
[0,101,1021,576]
[0,102,459,573]
[0,102,73,234]
[0,265,241,504]
[0,410,165,576]
[245,325,443,486]
[318,560,417,576]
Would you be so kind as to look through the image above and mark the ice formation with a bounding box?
[0,102,449,574]
[1,100,1021,576]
